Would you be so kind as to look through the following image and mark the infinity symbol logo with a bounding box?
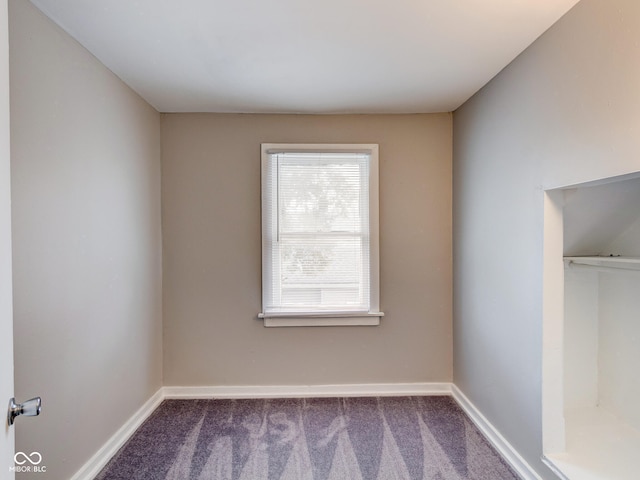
[14,451,42,465]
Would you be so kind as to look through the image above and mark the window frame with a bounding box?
[259,143,383,327]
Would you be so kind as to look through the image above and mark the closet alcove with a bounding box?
[544,174,640,480]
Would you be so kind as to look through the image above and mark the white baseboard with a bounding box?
[451,385,542,480]
[541,455,570,480]
[69,388,164,480]
[162,382,452,399]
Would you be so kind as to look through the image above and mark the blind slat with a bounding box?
[262,150,371,313]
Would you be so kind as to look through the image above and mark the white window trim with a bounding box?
[260,143,383,327]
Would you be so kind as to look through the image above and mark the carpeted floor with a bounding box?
[95,396,520,480]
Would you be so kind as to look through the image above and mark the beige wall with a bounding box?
[453,0,640,477]
[162,113,452,386]
[9,1,162,479]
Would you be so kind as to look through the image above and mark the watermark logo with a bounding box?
[14,451,42,465]
[10,451,47,473]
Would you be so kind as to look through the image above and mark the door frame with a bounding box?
[1,0,15,477]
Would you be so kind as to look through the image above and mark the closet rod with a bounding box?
[566,261,640,274]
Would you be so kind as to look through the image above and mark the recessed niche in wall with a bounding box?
[543,174,640,480]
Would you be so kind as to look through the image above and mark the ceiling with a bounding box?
[29,0,581,114]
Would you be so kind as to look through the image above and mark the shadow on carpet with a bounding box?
[95,396,520,480]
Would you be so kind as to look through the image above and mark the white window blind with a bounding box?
[261,144,381,324]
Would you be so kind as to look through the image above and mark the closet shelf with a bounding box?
[564,256,640,272]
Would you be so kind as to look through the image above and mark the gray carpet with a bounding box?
[95,396,520,480]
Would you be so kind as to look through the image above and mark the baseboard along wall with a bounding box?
[69,389,165,480]
[451,385,542,480]
[69,382,541,480]
[163,382,452,399]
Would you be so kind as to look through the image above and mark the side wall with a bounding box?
[9,1,162,478]
[598,272,640,432]
[162,113,452,386]
[453,0,640,477]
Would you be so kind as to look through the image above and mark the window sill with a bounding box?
[258,312,384,327]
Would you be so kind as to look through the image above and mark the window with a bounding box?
[260,144,383,327]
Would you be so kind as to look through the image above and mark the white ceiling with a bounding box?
[29,0,581,114]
